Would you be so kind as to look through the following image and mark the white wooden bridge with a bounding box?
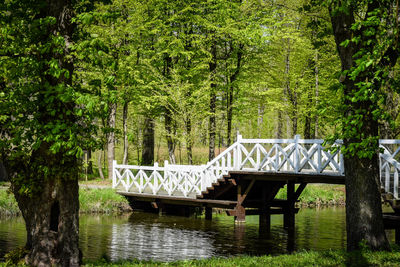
[113,135,400,200]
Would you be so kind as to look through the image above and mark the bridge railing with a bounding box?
[112,135,400,199]
[113,135,348,198]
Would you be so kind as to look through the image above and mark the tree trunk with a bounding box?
[276,110,283,139]
[98,150,104,180]
[314,51,319,138]
[226,45,243,146]
[186,117,193,165]
[142,115,155,165]
[209,41,217,161]
[257,104,265,138]
[13,169,80,266]
[87,149,93,175]
[165,109,176,164]
[5,1,82,265]
[107,102,117,179]
[329,4,391,251]
[122,101,129,165]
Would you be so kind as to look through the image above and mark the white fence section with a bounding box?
[112,135,400,199]
[380,140,400,199]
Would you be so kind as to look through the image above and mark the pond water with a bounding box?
[0,207,397,262]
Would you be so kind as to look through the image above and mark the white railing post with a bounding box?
[153,162,158,194]
[237,134,242,169]
[164,160,171,195]
[294,135,300,173]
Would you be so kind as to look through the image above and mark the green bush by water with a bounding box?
[0,190,20,216]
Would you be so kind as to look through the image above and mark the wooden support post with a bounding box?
[259,184,271,232]
[205,207,212,220]
[235,184,246,223]
[284,182,295,230]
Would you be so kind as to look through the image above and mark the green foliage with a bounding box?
[0,0,99,196]
[3,246,28,266]
[327,1,400,158]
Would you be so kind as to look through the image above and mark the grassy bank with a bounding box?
[276,184,345,207]
[0,187,131,216]
[3,248,399,266]
[81,248,400,267]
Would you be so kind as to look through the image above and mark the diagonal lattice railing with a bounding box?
[112,135,400,199]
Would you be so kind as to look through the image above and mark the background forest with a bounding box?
[73,0,400,179]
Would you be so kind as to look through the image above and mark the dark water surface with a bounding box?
[0,207,396,262]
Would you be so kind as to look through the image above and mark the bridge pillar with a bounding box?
[284,182,295,230]
[205,207,212,220]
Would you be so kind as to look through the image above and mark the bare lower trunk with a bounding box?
[165,109,176,164]
[11,143,81,266]
[209,90,216,161]
[87,149,93,175]
[15,177,80,266]
[107,102,116,179]
[141,115,155,165]
[122,102,129,165]
[186,117,193,165]
[97,150,104,180]
[344,145,390,250]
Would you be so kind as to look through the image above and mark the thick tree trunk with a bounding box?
[122,101,129,165]
[141,115,155,165]
[107,102,117,179]
[329,4,391,251]
[5,1,82,265]
[209,41,217,161]
[13,173,80,266]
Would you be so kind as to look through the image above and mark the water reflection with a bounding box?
[0,207,396,262]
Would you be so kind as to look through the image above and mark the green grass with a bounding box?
[276,184,345,206]
[79,188,131,213]
[79,248,400,267]
[0,187,131,216]
[3,248,400,266]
